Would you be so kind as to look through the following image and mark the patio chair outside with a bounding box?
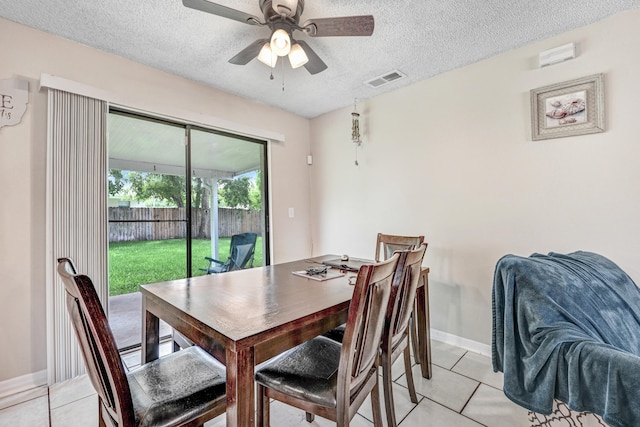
[201,232,258,274]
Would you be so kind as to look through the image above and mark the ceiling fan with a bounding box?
[182,0,375,75]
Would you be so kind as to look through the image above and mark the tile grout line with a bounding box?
[449,350,468,371]
[458,381,481,415]
[393,354,496,427]
[396,394,424,426]
[447,350,510,427]
[434,349,511,426]
[418,394,490,427]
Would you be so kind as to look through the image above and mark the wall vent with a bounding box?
[365,70,407,88]
[539,43,576,67]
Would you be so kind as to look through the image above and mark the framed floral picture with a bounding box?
[530,74,605,140]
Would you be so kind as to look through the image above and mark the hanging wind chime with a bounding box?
[351,99,362,166]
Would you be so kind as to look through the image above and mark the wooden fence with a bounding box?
[108,207,262,242]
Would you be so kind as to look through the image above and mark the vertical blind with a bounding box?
[46,89,108,384]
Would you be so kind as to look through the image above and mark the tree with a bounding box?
[219,177,252,208]
[108,169,126,196]
[129,172,186,207]
[193,177,210,238]
[108,169,214,208]
[192,178,202,208]
[249,171,262,211]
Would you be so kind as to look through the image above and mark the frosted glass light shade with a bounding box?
[258,43,277,68]
[288,43,308,69]
[270,29,291,56]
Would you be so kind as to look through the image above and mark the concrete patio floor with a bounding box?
[108,292,171,351]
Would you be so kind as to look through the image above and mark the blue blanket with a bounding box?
[492,251,640,427]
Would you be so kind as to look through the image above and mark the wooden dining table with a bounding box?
[140,255,431,427]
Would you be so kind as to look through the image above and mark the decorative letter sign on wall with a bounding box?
[0,79,29,129]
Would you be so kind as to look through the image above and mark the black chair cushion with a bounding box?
[322,323,345,343]
[255,336,341,408]
[128,346,226,427]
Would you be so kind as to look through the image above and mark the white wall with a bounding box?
[309,9,640,345]
[0,18,311,383]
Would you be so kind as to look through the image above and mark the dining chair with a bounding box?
[375,233,426,364]
[254,252,403,427]
[56,257,227,427]
[326,233,425,348]
[380,243,427,427]
[375,233,424,263]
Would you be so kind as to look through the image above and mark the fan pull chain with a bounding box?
[269,55,276,80]
[355,144,359,166]
[281,58,285,92]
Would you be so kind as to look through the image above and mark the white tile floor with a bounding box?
[0,339,529,427]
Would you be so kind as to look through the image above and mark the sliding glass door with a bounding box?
[107,109,269,349]
[190,128,268,275]
[108,112,188,298]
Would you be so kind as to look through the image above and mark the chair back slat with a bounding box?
[339,252,401,394]
[57,258,135,427]
[386,244,428,344]
[375,233,424,262]
[67,296,116,409]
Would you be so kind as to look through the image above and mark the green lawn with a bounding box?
[108,238,263,296]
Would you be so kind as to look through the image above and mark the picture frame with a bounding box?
[530,73,605,141]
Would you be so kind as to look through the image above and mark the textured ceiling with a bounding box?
[2,0,639,118]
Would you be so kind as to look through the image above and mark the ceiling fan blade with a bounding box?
[304,15,374,37]
[295,40,328,75]
[229,39,269,65]
[182,0,262,25]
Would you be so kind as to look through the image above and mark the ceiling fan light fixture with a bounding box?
[288,43,308,68]
[258,43,277,68]
[270,29,291,56]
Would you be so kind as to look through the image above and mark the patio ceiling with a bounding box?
[108,112,262,179]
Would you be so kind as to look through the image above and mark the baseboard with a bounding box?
[0,370,47,400]
[431,328,491,357]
